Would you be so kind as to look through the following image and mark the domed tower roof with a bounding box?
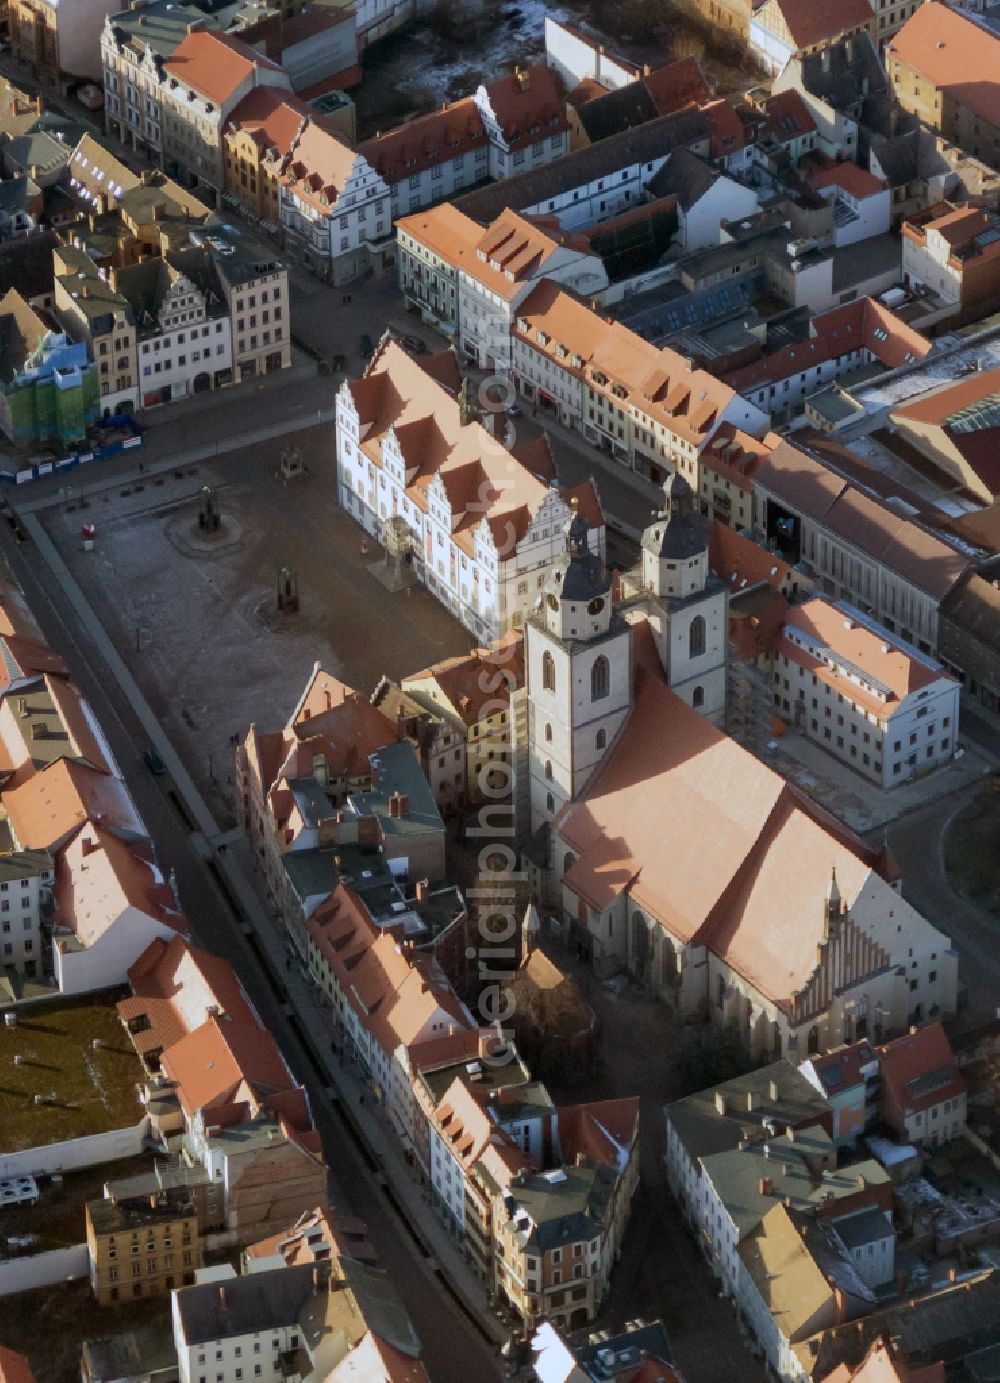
[641,469,708,561]
[547,502,609,603]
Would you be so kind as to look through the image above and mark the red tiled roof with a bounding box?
[644,56,712,115]
[406,631,525,727]
[557,1097,639,1171]
[762,88,817,142]
[709,521,792,591]
[725,298,930,395]
[0,1348,34,1383]
[162,1011,295,1121]
[481,63,569,150]
[765,0,874,49]
[876,1022,965,1116]
[225,88,315,156]
[357,98,485,184]
[120,935,256,1057]
[164,30,283,106]
[806,1039,877,1094]
[808,161,886,200]
[700,98,747,158]
[888,2,1000,129]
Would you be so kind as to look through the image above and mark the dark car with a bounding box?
[143,748,166,776]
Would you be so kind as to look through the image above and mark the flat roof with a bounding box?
[0,993,144,1157]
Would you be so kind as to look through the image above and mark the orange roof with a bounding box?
[0,634,68,682]
[246,1204,376,1268]
[357,98,486,184]
[225,87,314,157]
[282,121,358,212]
[567,75,611,107]
[557,653,898,1008]
[709,521,792,591]
[644,56,712,115]
[5,756,143,850]
[891,361,1000,428]
[700,98,747,158]
[726,298,930,395]
[781,597,949,713]
[0,1348,34,1383]
[557,1097,639,1172]
[468,209,591,302]
[164,30,283,105]
[120,935,256,1056]
[808,160,886,200]
[406,632,525,726]
[480,63,569,150]
[162,1011,295,1121]
[329,1332,430,1382]
[825,1340,945,1383]
[889,3,1000,127]
[345,340,574,559]
[701,424,775,491]
[765,0,874,49]
[55,824,185,945]
[395,203,483,271]
[907,202,994,248]
[762,89,817,142]
[512,285,746,448]
[876,1021,965,1116]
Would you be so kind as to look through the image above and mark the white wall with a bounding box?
[0,1242,88,1296]
[544,16,637,91]
[682,180,760,252]
[0,1117,149,1180]
[54,911,183,996]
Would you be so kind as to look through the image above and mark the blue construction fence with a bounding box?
[0,414,145,485]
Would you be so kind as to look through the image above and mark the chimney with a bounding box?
[786,1126,796,1143]
[715,1091,728,1116]
[516,66,530,92]
[416,878,429,904]
[768,1079,779,1101]
[909,1025,918,1036]
[218,1286,228,1313]
[746,1088,757,1112]
[576,1151,586,1166]
[948,1266,958,1283]
[149,1193,159,1209]
[834,1287,846,1323]
[82,835,98,857]
[758,1177,773,1196]
[34,95,44,116]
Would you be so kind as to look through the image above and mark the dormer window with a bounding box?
[571,354,583,368]
[555,344,566,358]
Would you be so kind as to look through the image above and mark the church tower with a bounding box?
[525,503,632,836]
[638,472,727,725]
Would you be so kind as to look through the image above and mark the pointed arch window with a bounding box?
[692,685,705,709]
[595,728,606,750]
[590,655,610,702]
[542,650,556,692]
[689,615,706,660]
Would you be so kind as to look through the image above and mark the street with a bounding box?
[0,517,502,1383]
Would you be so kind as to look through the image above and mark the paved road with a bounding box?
[0,522,502,1383]
[874,788,1000,1027]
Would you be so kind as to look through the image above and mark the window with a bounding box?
[542,651,556,692]
[692,685,705,709]
[595,728,606,750]
[591,655,610,702]
[689,615,706,659]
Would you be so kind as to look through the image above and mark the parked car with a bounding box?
[143,747,165,776]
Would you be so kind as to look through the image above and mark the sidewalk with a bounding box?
[19,509,509,1349]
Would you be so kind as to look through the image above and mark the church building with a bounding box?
[523,475,958,1061]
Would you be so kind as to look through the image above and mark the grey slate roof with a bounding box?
[506,1161,616,1252]
[645,146,720,210]
[665,1058,830,1163]
[173,1263,316,1345]
[454,107,711,224]
[643,472,709,560]
[578,82,660,144]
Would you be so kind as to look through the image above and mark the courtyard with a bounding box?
[40,423,474,818]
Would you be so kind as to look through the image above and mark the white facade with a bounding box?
[776,603,961,787]
[544,15,637,92]
[54,908,181,996]
[279,147,392,286]
[471,83,570,184]
[101,26,164,155]
[511,335,585,430]
[336,378,605,642]
[819,185,892,249]
[458,243,608,372]
[173,1300,303,1383]
[678,178,760,252]
[526,575,632,834]
[0,857,51,977]
[136,276,232,408]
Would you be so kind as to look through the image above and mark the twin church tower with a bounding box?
[526,474,727,834]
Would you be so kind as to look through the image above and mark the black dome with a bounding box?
[641,470,708,561]
[548,507,609,602]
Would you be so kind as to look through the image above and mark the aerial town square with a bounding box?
[4,0,1000,1380]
